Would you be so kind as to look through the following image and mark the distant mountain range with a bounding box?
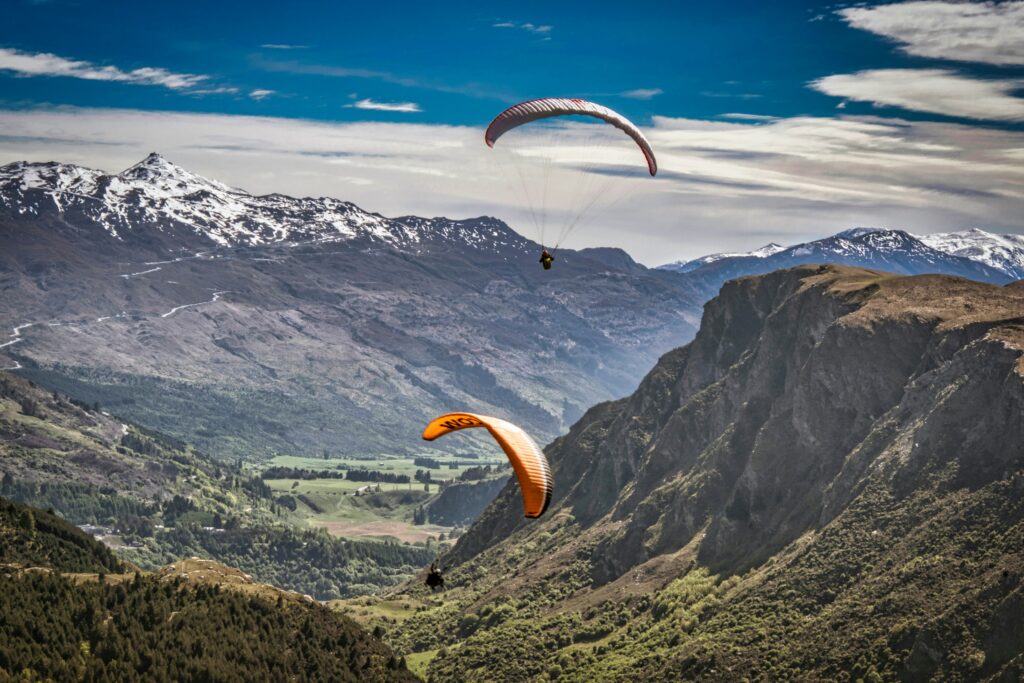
[660,227,1023,297]
[660,242,786,273]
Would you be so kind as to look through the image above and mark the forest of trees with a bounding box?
[0,496,126,573]
[1,479,157,535]
[457,465,494,481]
[0,572,417,682]
[0,496,417,681]
[261,466,412,484]
[261,466,347,480]
[412,457,441,469]
[344,469,411,484]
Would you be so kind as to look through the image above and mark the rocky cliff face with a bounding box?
[452,266,1024,573]
[398,266,1024,681]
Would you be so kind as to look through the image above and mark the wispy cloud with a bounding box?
[260,59,404,84]
[719,113,778,122]
[192,86,240,96]
[700,91,762,100]
[493,21,553,38]
[811,68,1024,122]
[256,56,513,101]
[838,1,1024,66]
[620,88,663,100]
[521,23,552,34]
[249,89,275,100]
[0,47,207,89]
[345,98,421,113]
[260,44,308,50]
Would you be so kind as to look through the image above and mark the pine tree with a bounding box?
[19,509,35,536]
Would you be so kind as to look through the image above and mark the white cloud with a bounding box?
[620,88,663,100]
[260,44,308,50]
[249,89,276,100]
[839,1,1024,66]
[701,90,762,99]
[257,57,512,101]
[719,113,778,121]
[345,98,421,113]
[0,106,1021,265]
[493,21,552,36]
[0,47,207,90]
[811,68,1024,121]
[192,87,240,95]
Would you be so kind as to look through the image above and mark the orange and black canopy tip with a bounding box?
[421,412,553,518]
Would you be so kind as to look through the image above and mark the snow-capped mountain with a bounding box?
[0,153,531,253]
[660,227,1019,287]
[660,242,785,274]
[0,153,702,460]
[918,228,1024,281]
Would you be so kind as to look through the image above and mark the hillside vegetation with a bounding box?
[374,266,1024,682]
[0,498,418,682]
[0,496,125,574]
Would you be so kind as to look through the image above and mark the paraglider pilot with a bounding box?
[425,561,444,591]
[539,249,554,270]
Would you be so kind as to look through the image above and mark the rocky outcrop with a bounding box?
[424,477,510,527]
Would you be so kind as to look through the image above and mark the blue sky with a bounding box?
[1,0,1023,263]
[4,0,1011,124]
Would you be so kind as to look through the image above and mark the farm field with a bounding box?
[260,454,509,546]
[310,519,450,544]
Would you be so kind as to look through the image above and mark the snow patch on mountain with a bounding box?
[918,228,1024,280]
[660,242,785,273]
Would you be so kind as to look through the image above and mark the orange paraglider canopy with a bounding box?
[422,412,553,518]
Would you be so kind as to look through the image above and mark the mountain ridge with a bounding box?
[660,226,1022,286]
